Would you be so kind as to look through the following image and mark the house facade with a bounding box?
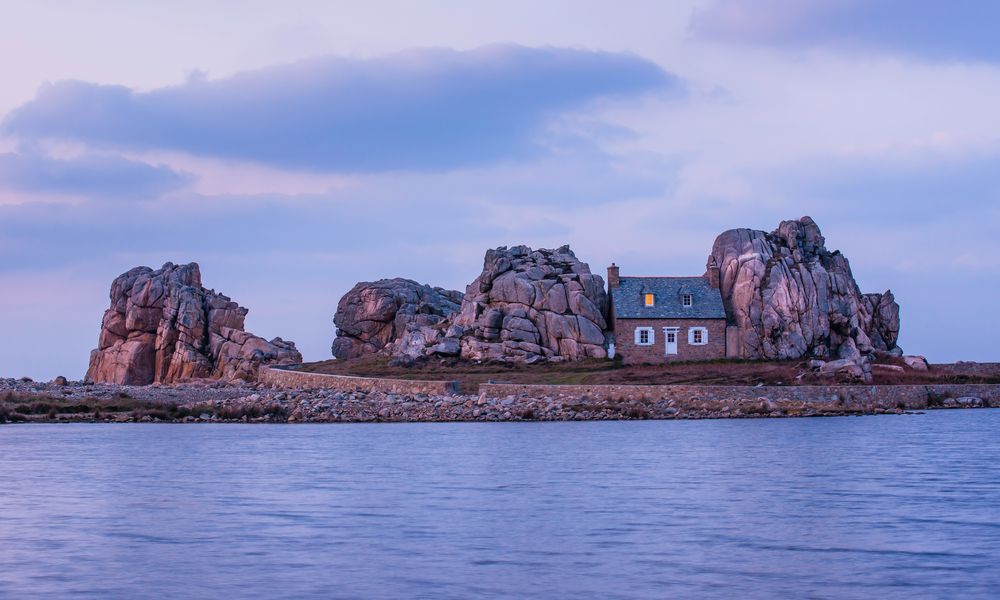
[607,259,736,364]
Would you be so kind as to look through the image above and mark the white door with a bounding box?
[664,328,678,355]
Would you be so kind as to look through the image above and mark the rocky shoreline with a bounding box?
[2,376,996,424]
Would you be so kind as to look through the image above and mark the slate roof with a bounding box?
[613,276,727,319]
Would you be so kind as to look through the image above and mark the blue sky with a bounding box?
[1,0,998,378]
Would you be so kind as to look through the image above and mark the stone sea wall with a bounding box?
[256,365,1000,420]
[479,382,1000,406]
[258,365,459,395]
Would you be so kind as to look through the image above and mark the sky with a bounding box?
[1,0,998,379]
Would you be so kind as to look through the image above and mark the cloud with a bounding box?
[690,0,1000,62]
[0,146,674,273]
[1,44,678,173]
[0,150,191,200]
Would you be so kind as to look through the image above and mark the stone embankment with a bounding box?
[4,373,998,424]
[479,382,1000,410]
[258,365,458,395]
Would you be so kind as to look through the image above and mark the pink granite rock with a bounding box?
[331,278,463,359]
[710,216,901,361]
[86,262,300,385]
[390,245,609,363]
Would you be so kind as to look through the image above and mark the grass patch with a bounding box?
[0,390,288,423]
[0,390,161,422]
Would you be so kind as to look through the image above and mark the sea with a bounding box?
[2,410,998,599]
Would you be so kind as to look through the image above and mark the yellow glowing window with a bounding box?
[644,293,654,306]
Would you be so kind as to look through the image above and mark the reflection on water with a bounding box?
[1,411,999,599]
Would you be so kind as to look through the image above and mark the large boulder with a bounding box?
[393,245,609,363]
[710,216,902,361]
[330,278,463,359]
[86,262,301,385]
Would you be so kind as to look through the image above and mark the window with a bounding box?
[688,327,708,346]
[644,293,655,306]
[682,294,693,307]
[635,327,654,346]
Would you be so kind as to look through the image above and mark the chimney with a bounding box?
[607,263,620,289]
[706,256,720,289]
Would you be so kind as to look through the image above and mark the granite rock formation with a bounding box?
[86,262,301,385]
[330,278,463,360]
[391,245,609,363]
[709,216,901,362]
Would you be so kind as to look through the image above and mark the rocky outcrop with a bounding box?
[710,216,901,363]
[330,278,462,360]
[86,262,301,385]
[903,355,929,371]
[391,245,609,363]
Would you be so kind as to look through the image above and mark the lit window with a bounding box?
[644,293,655,306]
[682,294,693,307]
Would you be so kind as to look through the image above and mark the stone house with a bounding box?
[606,259,738,364]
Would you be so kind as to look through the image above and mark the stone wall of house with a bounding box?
[258,365,459,395]
[613,318,727,364]
[479,381,1000,410]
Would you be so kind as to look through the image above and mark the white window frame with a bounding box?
[682,294,693,307]
[634,326,654,346]
[688,326,708,346]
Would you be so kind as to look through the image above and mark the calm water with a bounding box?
[1,412,999,599]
